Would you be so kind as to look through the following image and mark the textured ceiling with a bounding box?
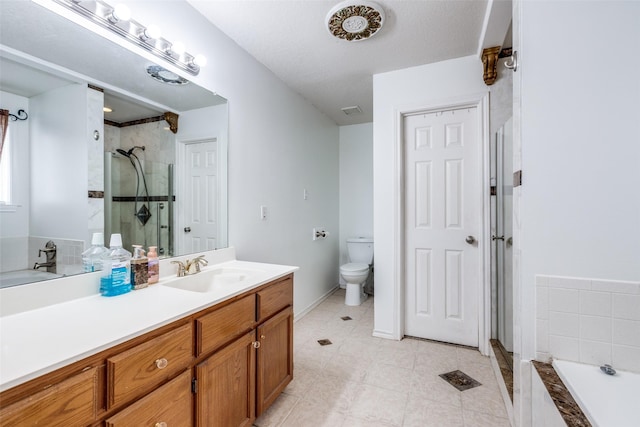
[189,0,489,125]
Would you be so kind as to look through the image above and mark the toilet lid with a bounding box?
[341,263,369,272]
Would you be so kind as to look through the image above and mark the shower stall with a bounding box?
[105,152,174,256]
[492,117,514,354]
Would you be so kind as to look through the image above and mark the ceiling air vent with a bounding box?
[341,105,363,116]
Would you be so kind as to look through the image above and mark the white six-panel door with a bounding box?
[404,107,481,347]
[183,139,219,253]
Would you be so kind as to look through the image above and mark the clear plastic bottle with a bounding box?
[100,234,132,297]
[82,232,109,272]
[147,246,159,284]
[131,245,148,290]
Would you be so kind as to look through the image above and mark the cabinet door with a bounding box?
[195,330,256,427]
[105,370,192,427]
[256,306,293,416]
[0,366,99,427]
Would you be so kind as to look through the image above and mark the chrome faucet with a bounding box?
[33,240,57,273]
[186,255,208,274]
[171,255,208,277]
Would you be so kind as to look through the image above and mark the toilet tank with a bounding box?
[347,237,374,264]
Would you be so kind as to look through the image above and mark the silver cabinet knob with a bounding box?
[465,236,476,245]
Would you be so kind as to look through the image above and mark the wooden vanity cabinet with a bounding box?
[195,274,294,424]
[0,273,294,427]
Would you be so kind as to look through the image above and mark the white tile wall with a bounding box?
[536,275,640,373]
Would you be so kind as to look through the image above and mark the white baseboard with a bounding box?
[372,329,397,340]
[293,285,339,322]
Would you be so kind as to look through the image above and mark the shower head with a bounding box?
[116,146,146,157]
[116,148,130,158]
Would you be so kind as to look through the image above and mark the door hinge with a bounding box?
[192,378,197,393]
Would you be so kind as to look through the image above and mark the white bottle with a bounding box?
[82,232,109,272]
[100,233,132,297]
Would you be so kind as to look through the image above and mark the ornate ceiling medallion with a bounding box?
[326,1,385,42]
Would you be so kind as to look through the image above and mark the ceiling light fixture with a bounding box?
[326,1,385,42]
[34,0,206,76]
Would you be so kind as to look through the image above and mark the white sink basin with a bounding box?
[161,267,266,293]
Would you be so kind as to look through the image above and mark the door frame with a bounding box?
[394,93,491,355]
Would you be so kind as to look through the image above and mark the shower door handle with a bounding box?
[184,227,191,233]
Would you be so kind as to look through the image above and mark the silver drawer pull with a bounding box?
[155,358,168,369]
[155,422,167,427]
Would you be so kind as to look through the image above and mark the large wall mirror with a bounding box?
[0,1,228,288]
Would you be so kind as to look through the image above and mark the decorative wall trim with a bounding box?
[482,46,501,86]
[104,116,164,128]
[111,195,175,202]
[88,191,104,199]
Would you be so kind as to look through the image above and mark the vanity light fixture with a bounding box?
[34,0,206,76]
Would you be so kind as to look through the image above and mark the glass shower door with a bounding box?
[105,154,174,256]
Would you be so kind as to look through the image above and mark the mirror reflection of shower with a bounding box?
[115,146,152,229]
[104,150,174,257]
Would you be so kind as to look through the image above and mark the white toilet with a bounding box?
[339,237,373,306]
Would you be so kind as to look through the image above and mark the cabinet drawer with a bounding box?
[107,323,192,408]
[196,294,255,356]
[257,275,293,321]
[105,370,192,427]
[0,366,99,427]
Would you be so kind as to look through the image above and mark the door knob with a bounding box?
[184,227,191,233]
[465,236,476,245]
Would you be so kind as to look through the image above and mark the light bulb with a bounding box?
[193,54,207,67]
[145,24,161,40]
[171,41,185,55]
[110,3,131,22]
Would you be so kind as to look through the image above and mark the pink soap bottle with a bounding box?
[147,246,159,284]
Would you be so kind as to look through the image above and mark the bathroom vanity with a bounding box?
[0,250,296,426]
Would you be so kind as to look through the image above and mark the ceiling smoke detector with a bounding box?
[326,1,385,41]
[341,105,363,115]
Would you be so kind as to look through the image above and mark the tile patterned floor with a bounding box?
[255,289,511,427]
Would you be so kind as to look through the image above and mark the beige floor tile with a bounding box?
[402,395,464,427]
[341,415,398,426]
[348,384,408,426]
[322,352,373,383]
[364,362,413,394]
[300,373,360,414]
[266,296,510,427]
[409,371,462,408]
[284,365,320,397]
[460,386,509,419]
[462,409,511,427]
[280,399,347,427]
[254,392,299,427]
[374,345,416,370]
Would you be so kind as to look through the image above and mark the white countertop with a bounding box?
[0,254,297,392]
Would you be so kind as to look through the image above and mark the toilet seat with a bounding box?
[340,263,369,273]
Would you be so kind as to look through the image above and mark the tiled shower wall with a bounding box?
[536,275,640,373]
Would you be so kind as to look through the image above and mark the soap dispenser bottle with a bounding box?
[82,232,109,272]
[100,233,132,297]
[131,245,148,290]
[147,246,159,284]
